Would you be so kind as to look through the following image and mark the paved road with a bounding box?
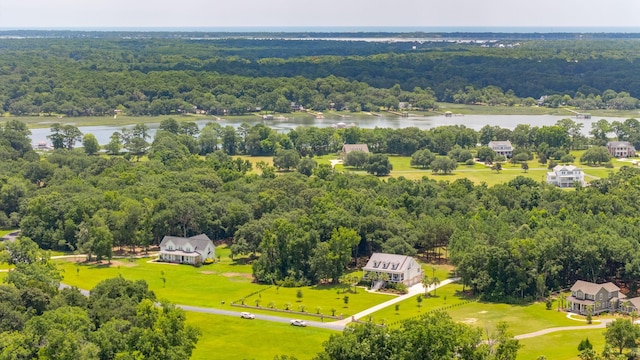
[177,304,345,331]
[0,230,20,242]
[514,319,612,340]
[61,280,610,338]
[60,282,344,330]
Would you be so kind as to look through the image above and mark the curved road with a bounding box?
[60,279,457,332]
[60,280,613,339]
[514,320,611,340]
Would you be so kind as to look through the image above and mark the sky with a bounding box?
[0,0,639,30]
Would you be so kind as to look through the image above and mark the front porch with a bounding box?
[566,296,613,315]
[159,250,201,265]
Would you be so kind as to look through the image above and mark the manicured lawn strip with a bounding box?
[0,263,14,270]
[369,284,471,326]
[185,312,333,360]
[516,329,605,360]
[241,283,395,319]
[446,300,592,336]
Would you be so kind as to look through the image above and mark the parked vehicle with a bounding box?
[240,312,255,319]
[290,319,307,327]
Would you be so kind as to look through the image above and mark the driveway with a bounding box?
[331,278,460,327]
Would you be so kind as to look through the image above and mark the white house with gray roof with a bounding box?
[159,234,214,265]
[362,253,423,287]
[488,140,513,158]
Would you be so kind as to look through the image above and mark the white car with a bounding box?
[240,312,255,319]
[290,319,307,327]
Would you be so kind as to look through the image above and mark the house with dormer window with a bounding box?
[566,280,625,315]
[362,253,423,287]
[158,234,215,266]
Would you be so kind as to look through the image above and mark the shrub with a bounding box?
[465,159,475,166]
[604,162,614,168]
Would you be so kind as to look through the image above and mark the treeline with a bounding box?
[0,238,199,359]
[0,119,640,299]
[2,38,640,116]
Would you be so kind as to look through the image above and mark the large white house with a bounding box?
[546,165,584,188]
[488,140,513,158]
[362,253,423,287]
[158,234,215,265]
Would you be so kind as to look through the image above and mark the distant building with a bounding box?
[546,165,584,188]
[607,141,636,158]
[488,140,514,158]
[341,144,369,159]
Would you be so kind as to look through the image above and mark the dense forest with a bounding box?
[1,36,640,117]
[0,238,200,359]
[0,116,640,303]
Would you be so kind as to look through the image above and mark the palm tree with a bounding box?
[432,276,441,296]
[422,275,434,296]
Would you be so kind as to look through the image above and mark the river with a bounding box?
[28,114,636,145]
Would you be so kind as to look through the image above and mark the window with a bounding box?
[599,293,603,301]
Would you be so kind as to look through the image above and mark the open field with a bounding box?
[186,312,332,360]
[368,284,473,325]
[335,150,631,185]
[370,284,598,335]
[446,300,595,336]
[517,329,605,360]
[54,246,392,318]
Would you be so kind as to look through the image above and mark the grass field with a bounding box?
[55,246,392,318]
[334,150,630,186]
[368,284,472,326]
[517,329,605,360]
[186,312,332,360]
[446,299,594,336]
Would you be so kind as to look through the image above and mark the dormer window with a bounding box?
[373,261,379,268]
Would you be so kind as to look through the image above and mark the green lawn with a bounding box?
[446,300,594,336]
[55,246,392,318]
[369,284,472,326]
[186,312,333,360]
[517,329,605,360]
[335,149,630,186]
[241,281,394,319]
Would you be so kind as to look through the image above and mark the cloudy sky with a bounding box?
[0,0,639,29]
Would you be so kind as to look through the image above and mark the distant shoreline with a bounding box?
[2,26,640,33]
